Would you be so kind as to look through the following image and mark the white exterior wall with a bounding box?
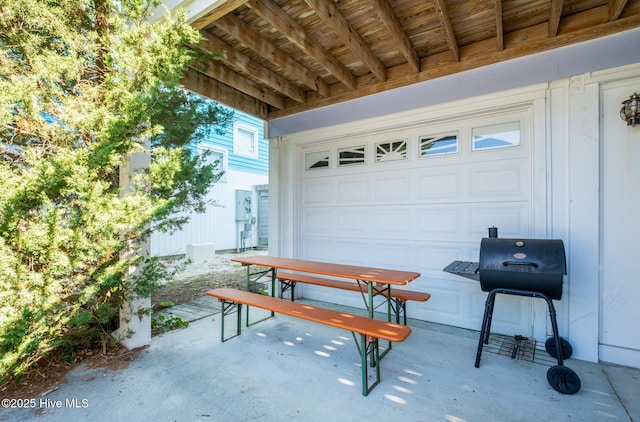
[150,168,268,256]
[271,63,640,367]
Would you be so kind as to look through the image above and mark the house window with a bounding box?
[375,138,407,162]
[338,145,366,166]
[198,144,227,182]
[198,144,228,181]
[305,150,330,170]
[234,123,259,159]
[419,133,458,157]
[472,121,520,151]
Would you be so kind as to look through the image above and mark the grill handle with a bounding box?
[502,261,539,268]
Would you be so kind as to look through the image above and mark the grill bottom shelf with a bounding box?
[481,333,558,367]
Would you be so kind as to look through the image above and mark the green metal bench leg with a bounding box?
[361,334,381,396]
[388,298,407,325]
[220,301,242,342]
[279,280,297,301]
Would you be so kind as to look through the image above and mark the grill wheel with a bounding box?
[547,365,581,394]
[545,336,573,359]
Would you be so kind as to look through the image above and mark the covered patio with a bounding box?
[102,1,638,418]
[1,297,638,421]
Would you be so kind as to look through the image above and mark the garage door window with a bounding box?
[305,150,330,170]
[419,133,458,157]
[472,121,520,151]
[338,145,366,166]
[375,139,407,162]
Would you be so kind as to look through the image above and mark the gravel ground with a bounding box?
[151,249,268,307]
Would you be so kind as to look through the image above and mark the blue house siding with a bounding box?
[200,108,268,175]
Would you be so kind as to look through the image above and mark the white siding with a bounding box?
[150,168,268,256]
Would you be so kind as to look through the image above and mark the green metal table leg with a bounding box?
[271,267,276,297]
[245,265,275,326]
[384,284,393,355]
[236,303,242,337]
[367,282,374,318]
[220,302,226,343]
[245,265,251,327]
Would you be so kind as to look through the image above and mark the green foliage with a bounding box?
[151,314,189,334]
[0,0,233,380]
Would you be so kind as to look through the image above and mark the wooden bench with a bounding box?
[207,288,412,396]
[276,272,431,325]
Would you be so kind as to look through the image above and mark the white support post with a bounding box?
[118,148,152,349]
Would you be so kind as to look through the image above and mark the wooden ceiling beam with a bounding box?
[549,0,565,36]
[191,0,248,29]
[214,14,329,97]
[304,0,386,81]
[198,31,307,104]
[495,0,504,51]
[247,0,357,90]
[191,59,286,109]
[267,13,640,119]
[370,0,420,73]
[432,0,459,61]
[609,0,629,20]
[181,68,269,119]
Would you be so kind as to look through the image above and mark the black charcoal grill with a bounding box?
[444,230,581,394]
[478,238,566,300]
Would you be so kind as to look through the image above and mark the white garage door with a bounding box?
[297,106,544,336]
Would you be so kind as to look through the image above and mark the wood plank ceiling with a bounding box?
[181,0,640,120]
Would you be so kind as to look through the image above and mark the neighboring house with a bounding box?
[269,57,640,370]
[150,107,269,259]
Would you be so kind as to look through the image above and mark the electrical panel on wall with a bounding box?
[235,190,252,221]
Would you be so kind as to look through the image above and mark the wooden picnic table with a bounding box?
[231,255,421,320]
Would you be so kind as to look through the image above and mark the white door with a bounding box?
[258,189,269,247]
[297,106,542,336]
[600,79,640,368]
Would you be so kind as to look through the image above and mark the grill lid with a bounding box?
[479,238,566,275]
[478,238,567,300]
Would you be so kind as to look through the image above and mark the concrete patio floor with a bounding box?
[2,298,639,422]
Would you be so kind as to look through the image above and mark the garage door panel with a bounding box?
[413,278,483,329]
[416,171,462,200]
[302,208,335,236]
[489,295,532,335]
[368,242,414,269]
[469,160,529,200]
[372,208,413,236]
[373,175,412,201]
[468,204,530,238]
[336,177,368,202]
[303,238,375,266]
[302,180,333,205]
[337,207,372,235]
[413,243,464,276]
[421,282,462,317]
[416,207,462,237]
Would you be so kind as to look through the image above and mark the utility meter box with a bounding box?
[235,190,252,221]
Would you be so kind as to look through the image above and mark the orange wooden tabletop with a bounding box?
[231,255,420,286]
